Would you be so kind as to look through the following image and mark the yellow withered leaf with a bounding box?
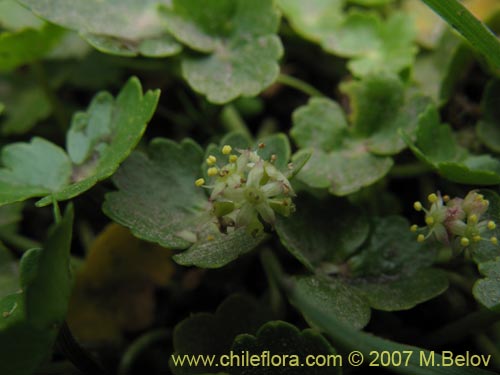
[67,223,174,342]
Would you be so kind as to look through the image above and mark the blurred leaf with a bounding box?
[0,23,64,72]
[277,0,344,42]
[403,0,445,49]
[0,0,44,30]
[323,12,417,76]
[231,321,340,375]
[278,1,416,76]
[413,30,473,106]
[67,223,174,342]
[0,77,160,207]
[0,75,52,135]
[17,0,182,57]
[0,243,18,299]
[170,294,273,375]
[0,205,73,375]
[477,79,500,153]
[160,0,283,103]
[404,105,500,184]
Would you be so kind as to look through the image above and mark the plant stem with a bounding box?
[55,322,108,375]
[474,334,500,369]
[389,162,432,178]
[0,229,41,251]
[421,0,500,71]
[424,309,500,347]
[31,62,68,133]
[277,74,325,97]
[260,248,285,316]
[118,329,171,375]
[220,105,252,139]
[52,199,62,225]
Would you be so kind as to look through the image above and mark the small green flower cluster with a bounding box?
[195,144,295,235]
[411,191,497,248]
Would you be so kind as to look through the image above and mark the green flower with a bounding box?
[196,144,295,235]
[411,191,497,248]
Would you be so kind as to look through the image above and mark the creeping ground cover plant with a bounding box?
[3,0,500,374]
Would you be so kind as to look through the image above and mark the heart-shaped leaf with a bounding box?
[17,0,182,57]
[0,77,160,207]
[231,320,340,375]
[160,0,283,103]
[170,294,273,375]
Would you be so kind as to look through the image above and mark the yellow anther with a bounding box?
[410,224,418,232]
[468,214,478,224]
[488,221,496,230]
[414,201,423,211]
[443,195,450,202]
[207,167,219,177]
[428,193,438,203]
[473,235,482,242]
[222,145,232,155]
[206,155,217,165]
[483,200,489,207]
[195,178,205,187]
[207,235,215,241]
[491,237,498,245]
[425,216,434,226]
[417,234,425,243]
[460,237,470,247]
[229,154,238,163]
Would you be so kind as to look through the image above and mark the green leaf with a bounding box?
[352,268,449,311]
[293,275,371,330]
[0,137,73,204]
[413,30,472,105]
[287,276,495,375]
[277,0,345,42]
[17,0,182,57]
[103,138,208,249]
[275,194,370,270]
[278,1,416,76]
[477,79,500,153]
[291,80,428,195]
[277,194,448,325]
[0,243,18,299]
[0,75,52,135]
[348,216,437,277]
[170,294,273,375]
[0,205,73,375]
[173,227,265,268]
[343,75,432,155]
[160,0,283,103]
[470,190,500,264]
[404,105,500,185]
[231,320,340,375]
[0,0,44,30]
[0,77,160,207]
[323,12,417,76]
[104,137,267,268]
[472,257,500,310]
[0,23,64,72]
